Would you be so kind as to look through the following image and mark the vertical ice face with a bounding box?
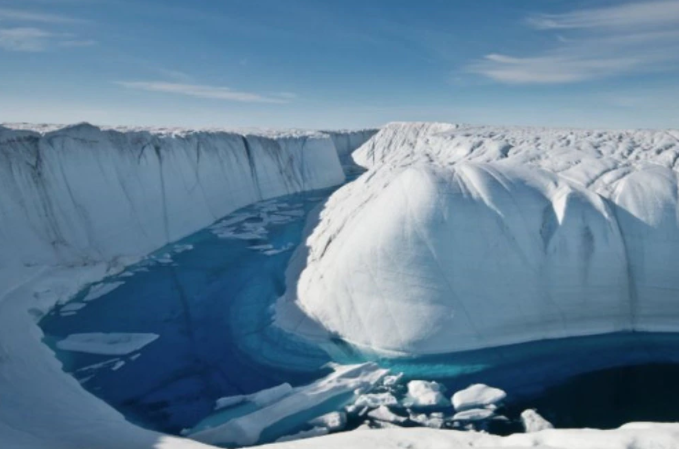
[279,123,679,355]
[0,124,350,269]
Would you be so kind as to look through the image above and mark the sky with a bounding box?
[1,0,679,130]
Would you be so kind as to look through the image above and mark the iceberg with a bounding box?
[279,122,679,355]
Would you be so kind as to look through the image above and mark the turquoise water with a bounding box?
[40,185,679,441]
[40,188,338,434]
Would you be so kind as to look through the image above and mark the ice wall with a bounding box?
[321,130,378,165]
[0,123,346,269]
[280,122,679,355]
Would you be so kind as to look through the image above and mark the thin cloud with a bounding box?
[0,27,54,51]
[527,1,679,31]
[116,81,293,104]
[469,1,679,84]
[0,7,84,24]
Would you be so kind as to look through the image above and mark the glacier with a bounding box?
[279,122,679,354]
[3,121,679,449]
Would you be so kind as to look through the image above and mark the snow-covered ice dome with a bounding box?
[279,122,679,355]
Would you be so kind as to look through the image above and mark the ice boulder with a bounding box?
[452,384,507,412]
[402,380,449,408]
[521,409,554,432]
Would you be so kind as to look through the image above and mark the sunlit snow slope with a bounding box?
[281,122,679,355]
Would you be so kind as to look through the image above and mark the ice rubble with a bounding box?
[0,123,372,449]
[189,363,388,447]
[452,384,507,412]
[279,122,679,355]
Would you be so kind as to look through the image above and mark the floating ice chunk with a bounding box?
[60,302,87,313]
[82,282,125,302]
[308,411,347,432]
[263,243,294,256]
[402,380,449,408]
[214,395,246,411]
[56,333,159,355]
[275,427,329,443]
[173,244,194,254]
[452,408,495,422]
[382,373,404,387]
[452,384,506,411]
[353,392,399,408]
[521,409,554,432]
[111,361,125,371]
[367,406,407,424]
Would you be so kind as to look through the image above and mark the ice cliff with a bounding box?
[0,123,373,449]
[280,122,679,355]
[0,124,377,270]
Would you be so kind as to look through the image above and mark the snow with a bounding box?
[308,411,347,432]
[56,333,160,355]
[260,425,679,449]
[189,363,388,447]
[279,122,679,355]
[452,384,507,411]
[367,406,407,424]
[275,427,329,443]
[402,380,449,408]
[521,409,554,433]
[0,123,371,449]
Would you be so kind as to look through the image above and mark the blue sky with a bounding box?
[1,0,678,129]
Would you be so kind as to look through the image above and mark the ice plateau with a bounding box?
[279,122,679,354]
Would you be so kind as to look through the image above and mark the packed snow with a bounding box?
[279,122,679,355]
[56,333,160,355]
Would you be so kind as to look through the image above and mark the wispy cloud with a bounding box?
[0,26,96,51]
[0,7,84,24]
[116,81,294,104]
[469,1,679,84]
[0,27,54,51]
[526,1,679,31]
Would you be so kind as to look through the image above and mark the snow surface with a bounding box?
[56,333,159,355]
[0,123,371,449]
[279,122,679,355]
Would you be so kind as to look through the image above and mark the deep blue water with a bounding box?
[40,188,338,434]
[40,185,679,441]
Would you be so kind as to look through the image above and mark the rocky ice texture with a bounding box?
[279,122,679,355]
[0,123,347,270]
